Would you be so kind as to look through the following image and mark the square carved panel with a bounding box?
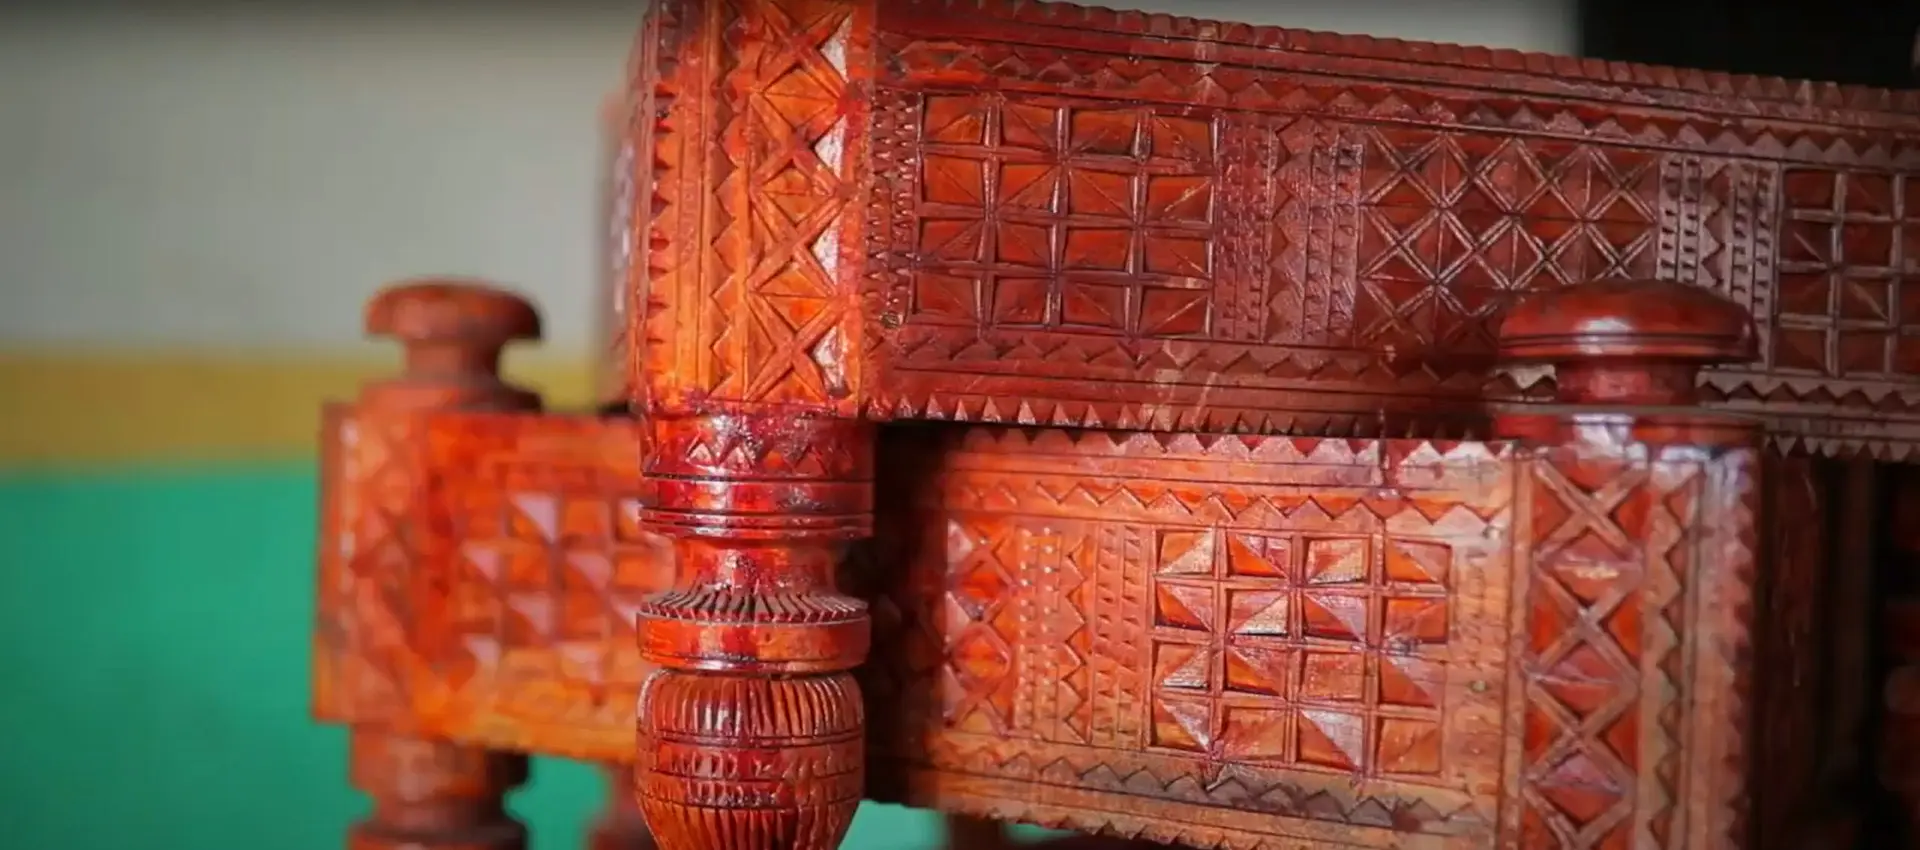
[863,430,1515,846]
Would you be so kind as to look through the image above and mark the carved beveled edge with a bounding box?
[865,387,1920,461]
[872,766,1484,850]
[890,0,1920,120]
[1687,446,1762,850]
[628,0,697,416]
[929,422,1515,466]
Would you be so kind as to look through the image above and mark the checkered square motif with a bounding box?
[1776,169,1920,376]
[442,488,660,695]
[908,93,1220,339]
[1148,528,1450,779]
[427,418,663,710]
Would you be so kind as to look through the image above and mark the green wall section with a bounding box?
[0,465,950,850]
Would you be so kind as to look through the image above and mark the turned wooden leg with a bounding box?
[634,413,872,850]
[348,729,528,850]
[590,764,656,850]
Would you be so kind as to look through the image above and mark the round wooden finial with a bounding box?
[365,277,542,350]
[1496,279,1754,406]
[359,277,542,411]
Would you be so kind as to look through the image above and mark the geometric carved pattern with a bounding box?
[636,0,1920,454]
[317,408,1763,850]
[845,0,1920,454]
[861,429,1516,848]
[1515,453,1681,849]
[441,483,653,701]
[871,85,1500,435]
[907,94,1220,338]
[640,0,867,413]
[312,409,662,758]
[313,404,427,723]
[1264,119,1357,349]
[1358,131,1659,355]
[1654,157,1779,350]
[1509,444,1758,850]
[1149,529,1452,779]
[1776,169,1920,377]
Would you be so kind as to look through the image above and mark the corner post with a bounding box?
[324,278,544,850]
[1492,280,1761,850]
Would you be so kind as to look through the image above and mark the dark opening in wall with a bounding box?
[1580,0,1919,88]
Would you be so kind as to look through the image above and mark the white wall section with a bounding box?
[0,1,1576,350]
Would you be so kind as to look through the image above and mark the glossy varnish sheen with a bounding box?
[308,0,1916,847]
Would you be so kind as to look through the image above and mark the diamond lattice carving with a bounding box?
[1357,132,1658,355]
[1508,445,1741,850]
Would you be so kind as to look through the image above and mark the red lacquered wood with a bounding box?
[316,279,545,850]
[306,276,1831,850]
[360,277,543,412]
[1491,280,1763,850]
[632,413,873,850]
[628,0,1920,457]
[313,277,546,726]
[302,1,1920,847]
[348,729,528,850]
[840,273,1765,847]
[1493,278,1758,446]
[1496,278,1756,406]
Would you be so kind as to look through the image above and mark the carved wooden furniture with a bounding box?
[310,1,1920,849]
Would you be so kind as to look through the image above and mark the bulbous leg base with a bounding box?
[636,669,864,850]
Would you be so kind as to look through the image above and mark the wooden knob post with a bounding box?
[1495,277,1755,408]
[1488,279,1763,850]
[359,276,544,412]
[332,277,546,850]
[1493,278,1756,446]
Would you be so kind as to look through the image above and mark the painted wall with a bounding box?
[0,2,1576,848]
[0,1,1574,355]
[0,464,967,850]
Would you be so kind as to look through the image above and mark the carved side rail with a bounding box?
[628,0,1920,455]
[840,279,1767,849]
[314,277,1786,850]
[314,402,660,756]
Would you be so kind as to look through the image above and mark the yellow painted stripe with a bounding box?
[0,349,599,467]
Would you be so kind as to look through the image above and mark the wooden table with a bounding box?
[310,2,1920,848]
